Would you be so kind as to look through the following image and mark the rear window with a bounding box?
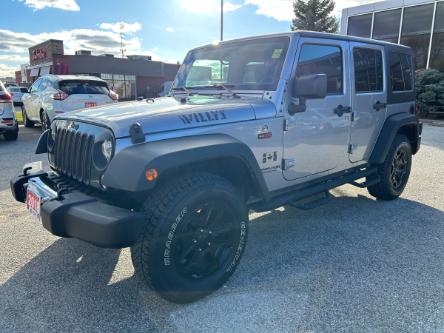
[20,87,28,93]
[59,80,109,95]
[390,53,413,92]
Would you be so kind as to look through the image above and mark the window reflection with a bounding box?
[430,2,444,71]
[296,44,343,95]
[353,48,383,93]
[373,9,401,43]
[348,14,373,38]
[400,4,434,69]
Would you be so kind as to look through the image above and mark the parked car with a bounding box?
[22,75,118,130]
[11,31,422,303]
[0,81,18,141]
[7,86,29,106]
[157,80,173,97]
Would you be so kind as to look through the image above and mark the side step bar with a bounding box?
[253,167,378,212]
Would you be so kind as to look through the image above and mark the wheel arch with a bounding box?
[102,134,269,201]
[369,113,421,164]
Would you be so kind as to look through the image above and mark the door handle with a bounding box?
[333,105,352,117]
[373,101,387,111]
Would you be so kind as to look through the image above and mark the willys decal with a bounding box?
[179,111,227,125]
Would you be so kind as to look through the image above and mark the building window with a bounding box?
[400,4,434,70]
[348,14,373,38]
[353,48,383,93]
[430,2,444,71]
[390,52,413,92]
[373,9,402,43]
[296,44,343,95]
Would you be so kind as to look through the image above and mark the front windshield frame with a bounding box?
[173,36,290,92]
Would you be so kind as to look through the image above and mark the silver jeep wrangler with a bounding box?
[11,31,422,303]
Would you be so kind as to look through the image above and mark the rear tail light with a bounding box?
[415,103,420,115]
[109,90,119,101]
[0,92,12,103]
[52,90,69,101]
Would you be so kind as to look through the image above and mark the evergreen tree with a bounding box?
[291,0,339,33]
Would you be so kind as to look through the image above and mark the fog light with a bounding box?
[145,168,158,182]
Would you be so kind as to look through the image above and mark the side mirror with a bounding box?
[289,74,328,115]
[292,74,327,98]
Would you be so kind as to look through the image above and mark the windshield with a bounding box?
[174,36,290,92]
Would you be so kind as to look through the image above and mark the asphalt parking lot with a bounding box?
[0,124,443,333]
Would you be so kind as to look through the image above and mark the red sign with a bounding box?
[31,48,47,61]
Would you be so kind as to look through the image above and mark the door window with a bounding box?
[353,48,383,93]
[296,44,343,95]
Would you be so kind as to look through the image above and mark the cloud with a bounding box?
[0,28,143,60]
[20,0,80,11]
[0,26,178,77]
[244,0,381,21]
[0,64,18,78]
[165,26,175,33]
[244,0,293,21]
[180,0,242,15]
[0,54,29,62]
[99,22,142,34]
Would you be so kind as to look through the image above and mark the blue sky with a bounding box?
[0,0,372,78]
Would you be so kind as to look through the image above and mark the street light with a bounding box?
[220,0,224,41]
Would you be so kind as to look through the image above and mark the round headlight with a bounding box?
[101,139,113,162]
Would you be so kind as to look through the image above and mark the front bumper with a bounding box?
[10,167,145,249]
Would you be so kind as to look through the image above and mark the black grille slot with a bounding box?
[53,127,95,185]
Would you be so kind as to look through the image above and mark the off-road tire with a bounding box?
[4,128,18,141]
[22,106,34,128]
[368,134,412,200]
[131,173,248,303]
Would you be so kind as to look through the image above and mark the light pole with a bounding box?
[220,0,224,41]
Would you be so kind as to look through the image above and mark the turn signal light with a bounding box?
[145,168,158,182]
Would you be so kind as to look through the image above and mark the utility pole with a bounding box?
[220,0,224,41]
[120,23,125,58]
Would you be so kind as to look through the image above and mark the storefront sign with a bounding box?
[31,48,47,61]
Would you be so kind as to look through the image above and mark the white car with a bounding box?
[22,75,118,130]
[7,86,29,106]
[0,81,18,141]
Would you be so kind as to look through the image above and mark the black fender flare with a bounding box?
[102,134,268,195]
[369,113,421,164]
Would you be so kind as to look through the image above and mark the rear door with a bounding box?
[58,80,113,111]
[349,43,387,162]
[283,38,352,181]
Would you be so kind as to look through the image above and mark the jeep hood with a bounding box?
[57,96,275,138]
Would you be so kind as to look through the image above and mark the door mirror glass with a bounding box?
[293,74,327,99]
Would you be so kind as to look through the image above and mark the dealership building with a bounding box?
[16,39,180,100]
[340,0,444,71]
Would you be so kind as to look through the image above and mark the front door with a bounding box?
[283,38,352,181]
[349,43,387,162]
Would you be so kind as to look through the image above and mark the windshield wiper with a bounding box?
[171,87,190,94]
[186,84,239,98]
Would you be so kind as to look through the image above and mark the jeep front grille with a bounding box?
[53,127,95,184]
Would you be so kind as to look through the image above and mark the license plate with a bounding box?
[26,188,41,220]
[85,102,97,108]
